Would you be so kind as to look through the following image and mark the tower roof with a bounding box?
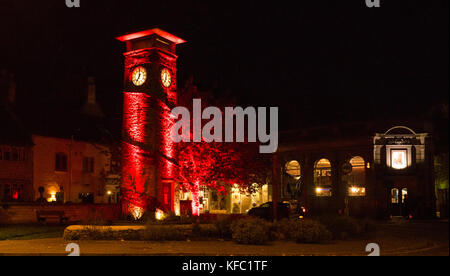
[116,28,186,44]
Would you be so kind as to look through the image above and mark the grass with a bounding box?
[0,225,66,240]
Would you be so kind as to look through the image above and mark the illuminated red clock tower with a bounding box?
[116,29,185,218]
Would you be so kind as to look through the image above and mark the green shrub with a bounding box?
[214,217,234,239]
[318,215,362,240]
[143,225,188,241]
[293,219,331,243]
[191,223,220,240]
[231,218,271,245]
[64,226,116,240]
[275,218,297,240]
[119,229,143,240]
[276,219,331,243]
[64,225,194,241]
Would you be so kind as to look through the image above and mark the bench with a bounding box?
[36,210,69,224]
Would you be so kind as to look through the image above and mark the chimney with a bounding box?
[87,77,96,104]
[0,70,15,106]
[81,76,104,118]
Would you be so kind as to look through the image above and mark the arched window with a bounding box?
[284,160,302,198]
[347,156,366,196]
[285,160,301,180]
[314,158,332,196]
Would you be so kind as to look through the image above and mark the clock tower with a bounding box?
[116,28,185,218]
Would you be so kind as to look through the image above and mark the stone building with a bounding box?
[31,135,116,204]
[0,70,34,202]
[1,72,119,205]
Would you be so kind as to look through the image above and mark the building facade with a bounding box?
[0,69,34,203]
[276,122,437,219]
[32,135,117,204]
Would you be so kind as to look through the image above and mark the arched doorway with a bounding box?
[283,160,302,209]
[314,158,332,197]
[342,156,366,216]
[285,160,301,180]
[346,156,366,197]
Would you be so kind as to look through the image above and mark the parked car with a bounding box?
[296,206,307,218]
[247,202,290,220]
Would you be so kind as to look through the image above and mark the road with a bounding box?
[0,220,447,256]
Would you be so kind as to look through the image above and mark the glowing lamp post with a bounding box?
[116,29,185,218]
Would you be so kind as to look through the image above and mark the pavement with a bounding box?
[0,220,448,256]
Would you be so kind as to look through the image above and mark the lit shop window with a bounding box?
[315,187,332,197]
[391,149,407,169]
[348,187,366,197]
[285,160,301,180]
[314,158,332,197]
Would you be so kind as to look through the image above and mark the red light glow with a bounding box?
[191,181,200,216]
[120,29,184,216]
[122,92,153,212]
[116,28,186,44]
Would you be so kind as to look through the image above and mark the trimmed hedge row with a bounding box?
[64,216,376,245]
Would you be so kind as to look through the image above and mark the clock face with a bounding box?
[161,68,172,88]
[131,66,147,86]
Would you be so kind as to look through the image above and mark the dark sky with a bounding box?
[0,0,448,135]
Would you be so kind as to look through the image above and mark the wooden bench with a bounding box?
[36,210,69,224]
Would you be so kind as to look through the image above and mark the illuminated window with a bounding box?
[314,158,332,196]
[285,160,301,180]
[348,187,366,197]
[0,183,24,202]
[347,156,366,196]
[55,153,68,172]
[391,188,399,203]
[402,188,408,202]
[391,149,407,169]
[315,187,332,197]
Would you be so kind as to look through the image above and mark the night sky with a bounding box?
[0,0,448,137]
